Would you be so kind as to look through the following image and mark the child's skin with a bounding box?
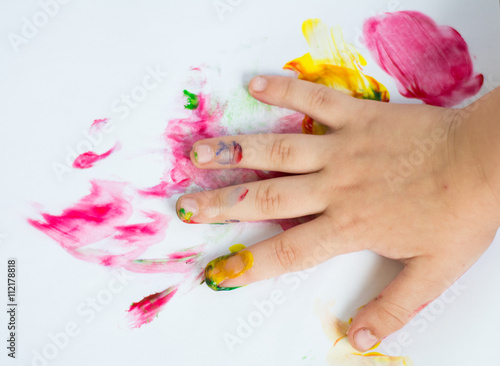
[177,75,500,352]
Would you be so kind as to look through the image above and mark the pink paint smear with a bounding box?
[127,287,178,328]
[28,180,202,274]
[363,10,483,107]
[73,143,119,169]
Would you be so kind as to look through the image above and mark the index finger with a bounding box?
[249,75,365,130]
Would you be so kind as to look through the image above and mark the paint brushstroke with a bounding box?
[284,19,389,135]
[73,144,119,169]
[315,301,413,365]
[127,287,178,328]
[363,11,483,107]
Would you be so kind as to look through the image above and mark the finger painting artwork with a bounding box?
[2,1,500,366]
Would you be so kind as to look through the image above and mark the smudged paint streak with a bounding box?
[127,287,178,328]
[363,11,483,107]
[284,19,389,135]
[73,144,119,169]
[204,248,253,291]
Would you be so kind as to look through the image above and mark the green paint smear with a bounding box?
[221,87,273,128]
[183,89,199,110]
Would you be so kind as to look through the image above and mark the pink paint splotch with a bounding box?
[127,287,178,328]
[73,144,119,169]
[363,11,483,107]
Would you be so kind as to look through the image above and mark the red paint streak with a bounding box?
[363,11,483,107]
[138,181,189,198]
[233,142,243,164]
[73,144,118,169]
[238,188,249,202]
[127,287,178,328]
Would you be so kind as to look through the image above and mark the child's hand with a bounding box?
[177,75,500,352]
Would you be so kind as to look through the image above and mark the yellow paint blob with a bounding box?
[229,243,246,253]
[284,19,390,134]
[315,301,413,365]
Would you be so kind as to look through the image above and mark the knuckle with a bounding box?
[268,138,293,166]
[271,238,298,271]
[375,302,411,331]
[204,191,224,218]
[307,86,331,112]
[330,212,367,242]
[256,183,282,215]
[281,77,294,101]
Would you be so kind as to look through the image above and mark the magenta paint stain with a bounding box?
[73,144,119,169]
[127,287,178,328]
[363,11,483,107]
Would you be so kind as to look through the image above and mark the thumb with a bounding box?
[347,258,456,352]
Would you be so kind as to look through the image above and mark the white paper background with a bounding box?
[1,1,500,365]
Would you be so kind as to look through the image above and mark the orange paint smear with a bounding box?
[284,19,389,135]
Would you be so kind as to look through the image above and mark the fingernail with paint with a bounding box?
[193,144,213,164]
[214,141,242,165]
[204,248,253,291]
[354,329,379,352]
[177,198,198,223]
[250,76,267,92]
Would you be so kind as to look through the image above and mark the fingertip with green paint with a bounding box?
[204,244,254,291]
